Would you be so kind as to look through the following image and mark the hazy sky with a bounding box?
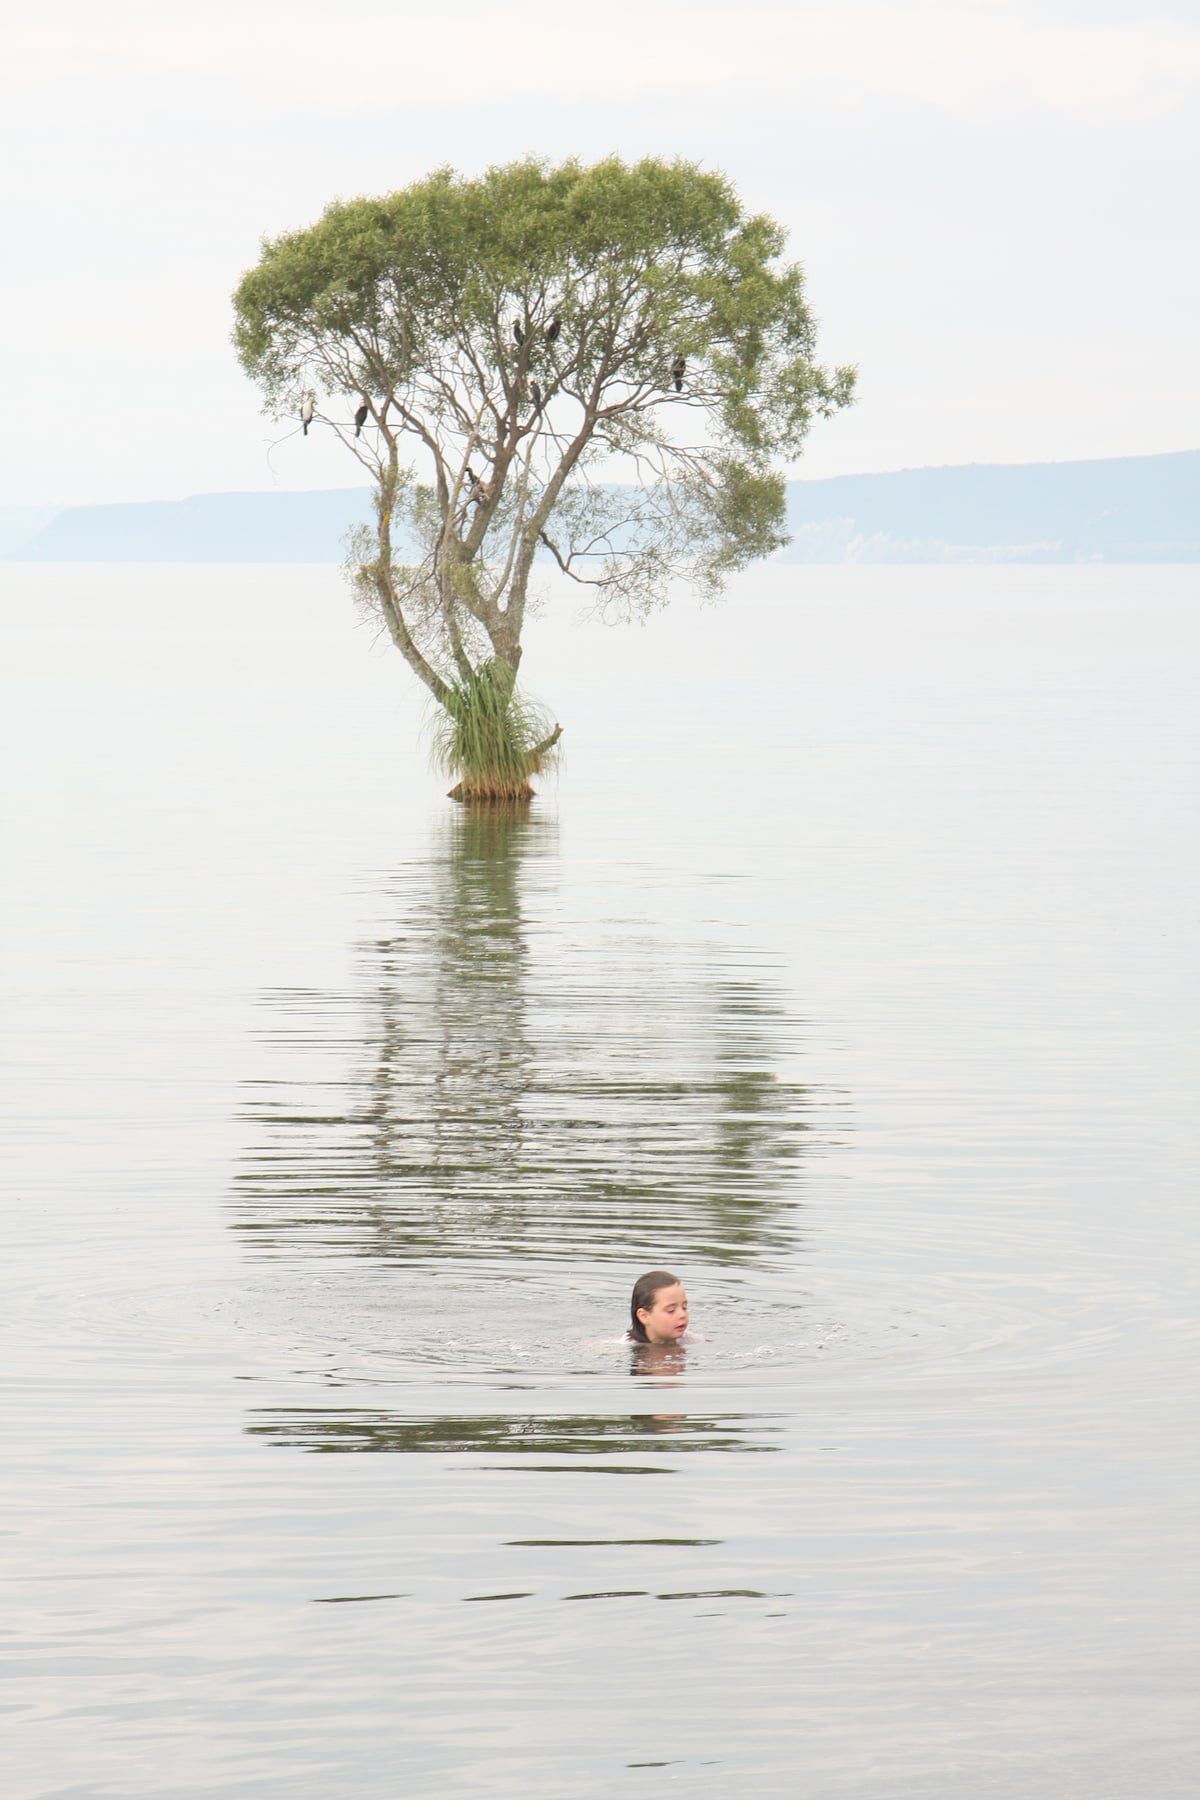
[4,0,1197,504]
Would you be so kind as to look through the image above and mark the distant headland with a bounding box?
[3,449,1197,565]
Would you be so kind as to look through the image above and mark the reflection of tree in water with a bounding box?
[233,808,819,1268]
[245,1409,781,1457]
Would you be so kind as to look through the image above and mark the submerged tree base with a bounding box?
[448,780,536,804]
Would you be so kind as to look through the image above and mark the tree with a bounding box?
[232,156,855,801]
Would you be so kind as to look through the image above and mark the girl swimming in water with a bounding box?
[625,1270,697,1345]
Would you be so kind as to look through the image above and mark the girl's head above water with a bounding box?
[629,1270,689,1344]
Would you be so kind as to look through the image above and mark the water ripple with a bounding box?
[232,811,830,1271]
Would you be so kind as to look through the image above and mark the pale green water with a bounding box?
[2,564,1197,1797]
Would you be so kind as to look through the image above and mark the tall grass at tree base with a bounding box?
[430,662,560,804]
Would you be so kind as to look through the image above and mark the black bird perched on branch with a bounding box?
[354,400,370,437]
[530,380,542,410]
[300,395,314,436]
[546,316,561,343]
[671,357,686,393]
[513,320,525,347]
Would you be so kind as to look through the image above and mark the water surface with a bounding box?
[2,564,1197,1797]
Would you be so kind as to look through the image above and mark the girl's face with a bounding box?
[637,1283,689,1344]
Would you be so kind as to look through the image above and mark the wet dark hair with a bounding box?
[629,1269,682,1343]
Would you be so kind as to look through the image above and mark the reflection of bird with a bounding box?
[513,320,525,347]
[300,396,314,436]
[546,316,561,343]
[671,357,686,393]
[530,380,542,410]
[354,400,370,437]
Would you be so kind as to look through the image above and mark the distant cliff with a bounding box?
[0,505,62,557]
[6,488,373,564]
[6,450,1198,564]
[779,449,1200,564]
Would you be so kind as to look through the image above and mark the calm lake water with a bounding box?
[3,562,1198,1797]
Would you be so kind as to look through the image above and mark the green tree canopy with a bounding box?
[232,155,854,799]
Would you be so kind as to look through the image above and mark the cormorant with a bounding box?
[671,357,686,394]
[354,401,370,437]
[546,317,561,343]
[300,396,314,436]
[513,320,525,347]
[530,380,542,410]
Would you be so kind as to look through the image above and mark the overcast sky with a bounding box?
[4,0,1197,504]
